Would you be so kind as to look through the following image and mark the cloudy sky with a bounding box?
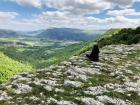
[0,0,140,31]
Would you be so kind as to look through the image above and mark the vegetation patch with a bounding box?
[0,52,32,83]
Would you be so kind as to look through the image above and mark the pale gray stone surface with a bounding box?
[81,98,104,105]
[64,80,82,88]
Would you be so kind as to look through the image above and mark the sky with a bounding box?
[0,0,140,31]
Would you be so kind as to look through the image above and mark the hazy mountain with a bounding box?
[37,28,105,41]
[0,29,45,38]
[0,28,105,40]
[21,30,45,36]
[0,29,21,38]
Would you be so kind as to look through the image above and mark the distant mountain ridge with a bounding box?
[21,30,45,36]
[37,28,105,41]
[0,28,105,41]
[0,29,21,38]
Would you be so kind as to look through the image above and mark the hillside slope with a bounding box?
[98,27,140,47]
[74,28,121,55]
[0,52,32,83]
[0,44,140,105]
[75,27,140,56]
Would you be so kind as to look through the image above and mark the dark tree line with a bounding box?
[98,26,140,47]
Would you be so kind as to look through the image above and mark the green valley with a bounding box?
[0,28,104,83]
[1,27,140,84]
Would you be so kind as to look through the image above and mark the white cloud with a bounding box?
[44,0,112,15]
[0,11,39,31]
[1,10,140,31]
[136,0,140,1]
[107,9,140,16]
[105,0,134,6]
[11,0,42,8]
[9,0,140,16]
[1,0,140,30]
[10,0,140,14]
[0,11,18,21]
[24,11,140,30]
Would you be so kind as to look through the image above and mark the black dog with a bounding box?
[86,44,100,62]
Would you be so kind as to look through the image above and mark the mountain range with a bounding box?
[37,28,106,41]
[0,28,106,41]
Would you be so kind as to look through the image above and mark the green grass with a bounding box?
[102,28,121,38]
[127,50,140,74]
[0,52,32,83]
[103,91,140,105]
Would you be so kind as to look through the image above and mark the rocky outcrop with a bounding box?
[0,44,140,105]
